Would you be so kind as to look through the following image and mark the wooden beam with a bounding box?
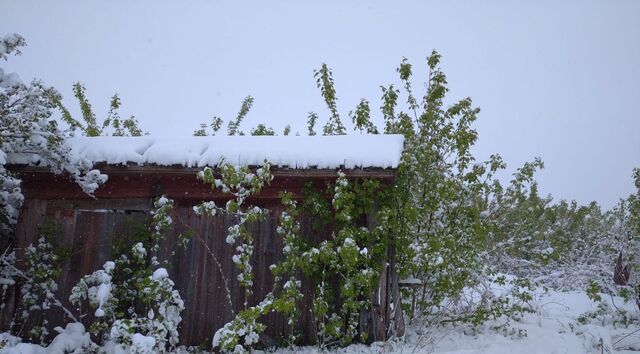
[9,164,397,201]
[9,164,398,179]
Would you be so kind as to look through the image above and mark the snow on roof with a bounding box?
[12,135,405,169]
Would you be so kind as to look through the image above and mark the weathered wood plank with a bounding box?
[11,167,395,201]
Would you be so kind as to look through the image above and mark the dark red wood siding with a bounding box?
[3,166,396,346]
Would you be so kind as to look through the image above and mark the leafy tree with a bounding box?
[52,82,144,136]
[384,52,504,323]
[309,52,540,330]
[313,64,346,135]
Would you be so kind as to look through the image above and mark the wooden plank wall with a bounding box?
[3,168,397,347]
[3,198,345,346]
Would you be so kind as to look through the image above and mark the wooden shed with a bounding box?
[3,135,405,347]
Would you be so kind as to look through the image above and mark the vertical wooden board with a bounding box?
[387,259,404,337]
[165,205,293,347]
[249,213,288,342]
[14,199,48,254]
[167,206,244,346]
[369,263,387,342]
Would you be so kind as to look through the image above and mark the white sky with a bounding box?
[1,0,639,208]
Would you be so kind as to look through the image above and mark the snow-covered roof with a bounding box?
[12,135,405,169]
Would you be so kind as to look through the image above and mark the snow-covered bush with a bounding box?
[70,250,184,352]
[69,196,184,353]
[14,236,62,343]
[482,161,639,296]
[1,35,108,320]
[6,322,96,353]
[0,250,18,308]
[0,223,78,346]
[1,33,107,235]
[369,53,521,328]
[212,295,273,353]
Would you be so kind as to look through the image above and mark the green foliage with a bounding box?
[308,53,561,335]
[295,173,390,346]
[250,123,276,136]
[1,222,78,345]
[375,52,500,323]
[16,235,62,343]
[577,295,632,329]
[283,125,291,136]
[71,82,99,136]
[199,162,273,352]
[227,96,254,136]
[301,181,331,230]
[314,64,346,135]
[304,53,516,332]
[467,277,535,330]
[586,280,602,303]
[209,170,392,350]
[53,82,144,136]
[194,116,224,136]
[307,112,318,136]
[349,99,378,134]
[270,192,304,339]
[379,84,408,135]
[194,96,257,137]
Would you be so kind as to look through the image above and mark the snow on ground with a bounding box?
[3,287,640,353]
[266,289,640,354]
[6,135,405,169]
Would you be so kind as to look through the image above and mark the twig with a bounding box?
[612,327,640,347]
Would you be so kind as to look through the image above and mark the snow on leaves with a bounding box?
[1,33,107,235]
[196,162,274,352]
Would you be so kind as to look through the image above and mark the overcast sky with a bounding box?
[1,0,638,208]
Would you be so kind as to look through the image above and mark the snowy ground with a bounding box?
[267,289,640,354]
[3,287,640,353]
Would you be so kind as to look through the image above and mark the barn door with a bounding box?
[6,199,149,338]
